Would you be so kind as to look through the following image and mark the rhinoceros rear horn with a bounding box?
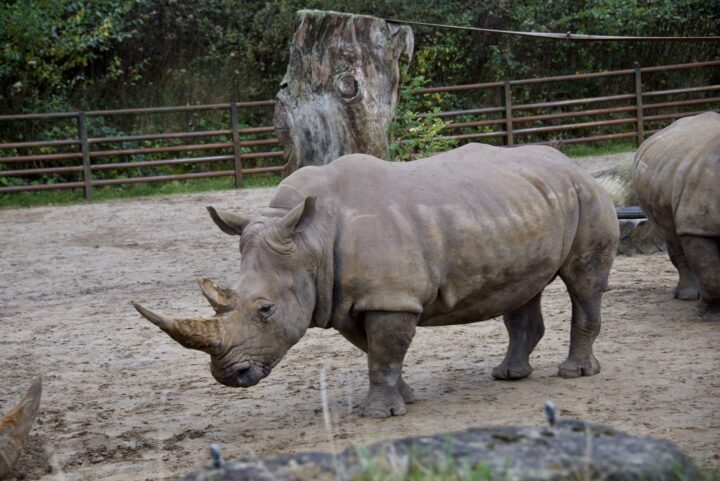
[0,377,42,478]
[276,196,317,237]
[207,206,250,236]
[197,277,234,314]
[133,302,224,356]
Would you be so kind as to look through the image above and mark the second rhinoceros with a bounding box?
[633,112,720,321]
[134,143,619,418]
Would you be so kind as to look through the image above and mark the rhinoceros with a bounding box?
[0,378,41,479]
[633,111,720,321]
[134,143,619,418]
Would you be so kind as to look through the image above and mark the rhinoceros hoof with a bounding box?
[491,362,533,380]
[360,389,407,418]
[673,285,700,301]
[398,378,416,404]
[558,356,600,378]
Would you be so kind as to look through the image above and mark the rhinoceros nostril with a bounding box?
[236,366,253,385]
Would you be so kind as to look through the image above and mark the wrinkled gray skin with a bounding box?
[634,112,720,321]
[135,143,619,418]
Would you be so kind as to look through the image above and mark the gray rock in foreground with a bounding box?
[179,420,699,481]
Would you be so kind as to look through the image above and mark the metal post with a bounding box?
[502,82,514,146]
[634,62,644,147]
[77,112,92,199]
[230,103,243,188]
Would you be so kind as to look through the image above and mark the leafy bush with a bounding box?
[389,75,458,161]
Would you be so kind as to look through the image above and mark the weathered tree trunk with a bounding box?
[274,10,413,174]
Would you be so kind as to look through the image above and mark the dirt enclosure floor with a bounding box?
[1,159,719,480]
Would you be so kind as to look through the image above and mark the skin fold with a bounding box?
[135,143,619,418]
[634,112,720,321]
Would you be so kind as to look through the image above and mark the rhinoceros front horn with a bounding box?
[0,377,42,478]
[133,302,224,356]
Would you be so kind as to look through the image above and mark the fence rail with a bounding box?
[2,60,719,197]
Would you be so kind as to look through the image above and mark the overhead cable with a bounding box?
[384,18,720,43]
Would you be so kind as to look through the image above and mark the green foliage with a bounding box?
[389,75,458,161]
[2,0,717,113]
[0,0,143,113]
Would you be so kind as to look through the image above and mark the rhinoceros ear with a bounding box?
[207,206,250,236]
[276,196,316,238]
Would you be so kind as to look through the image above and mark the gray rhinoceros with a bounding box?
[633,111,720,321]
[134,143,619,418]
[0,378,41,479]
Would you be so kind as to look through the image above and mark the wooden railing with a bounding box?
[412,60,720,147]
[0,101,282,199]
[1,60,718,198]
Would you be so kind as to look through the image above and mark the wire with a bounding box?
[384,18,720,43]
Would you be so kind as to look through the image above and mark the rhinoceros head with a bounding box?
[134,197,318,388]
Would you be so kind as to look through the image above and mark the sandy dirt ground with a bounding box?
[1,153,718,480]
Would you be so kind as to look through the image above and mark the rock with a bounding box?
[178,421,699,481]
[617,218,666,256]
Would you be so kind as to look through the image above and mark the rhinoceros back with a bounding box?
[634,112,720,237]
[271,143,616,325]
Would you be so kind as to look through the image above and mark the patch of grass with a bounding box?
[351,459,720,481]
[701,464,720,481]
[0,173,282,209]
[563,140,637,158]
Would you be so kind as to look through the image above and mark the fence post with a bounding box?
[634,62,644,147]
[77,112,92,200]
[230,103,243,188]
[501,81,514,146]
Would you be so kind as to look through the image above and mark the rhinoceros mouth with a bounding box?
[212,360,274,388]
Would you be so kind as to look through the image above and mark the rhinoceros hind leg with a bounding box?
[666,238,701,300]
[558,289,602,379]
[680,235,720,321]
[557,249,613,378]
[359,311,417,418]
[492,292,544,381]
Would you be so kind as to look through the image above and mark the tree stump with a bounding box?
[274,10,413,174]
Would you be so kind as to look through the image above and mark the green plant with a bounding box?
[389,75,458,161]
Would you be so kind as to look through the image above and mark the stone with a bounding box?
[178,421,699,481]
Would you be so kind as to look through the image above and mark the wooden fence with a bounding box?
[413,59,719,147]
[1,59,718,198]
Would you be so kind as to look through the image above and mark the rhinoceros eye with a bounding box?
[258,304,275,320]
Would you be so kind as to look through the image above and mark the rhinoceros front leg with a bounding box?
[337,327,416,404]
[360,311,417,418]
[666,238,701,300]
[680,235,720,321]
[492,292,545,380]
